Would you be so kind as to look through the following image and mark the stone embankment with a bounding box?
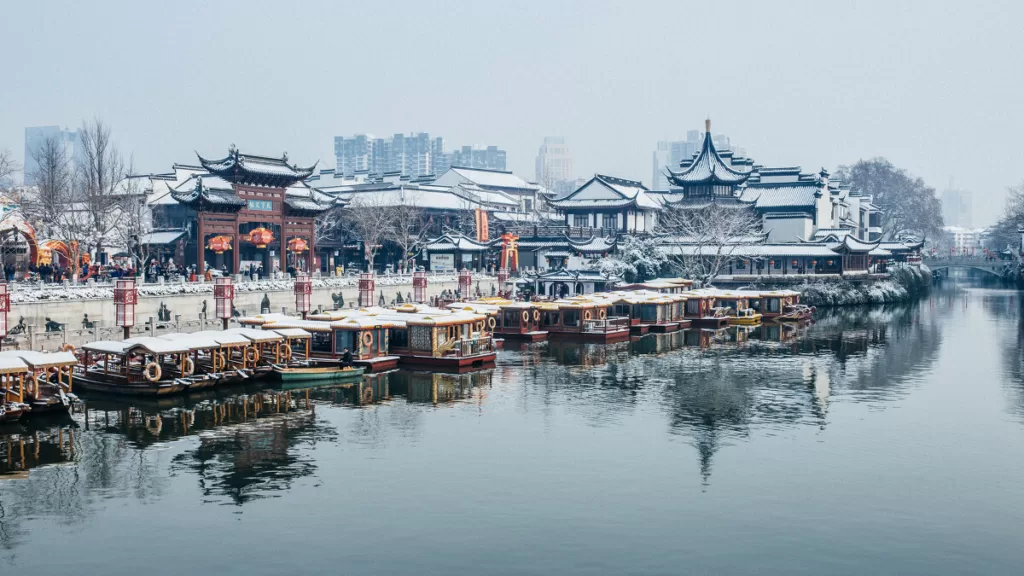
[7,273,497,349]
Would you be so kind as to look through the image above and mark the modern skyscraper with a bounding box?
[941,188,973,228]
[535,137,574,189]
[333,133,504,177]
[652,130,738,189]
[24,125,82,183]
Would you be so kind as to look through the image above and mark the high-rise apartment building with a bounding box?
[24,125,82,183]
[652,130,737,189]
[941,188,973,228]
[333,133,504,177]
[535,137,574,189]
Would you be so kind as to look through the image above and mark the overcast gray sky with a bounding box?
[2,0,1021,225]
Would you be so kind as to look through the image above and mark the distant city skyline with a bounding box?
[334,132,505,177]
[23,125,83,184]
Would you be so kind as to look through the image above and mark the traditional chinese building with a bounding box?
[168,148,335,275]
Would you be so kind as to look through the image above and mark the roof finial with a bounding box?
[705,118,711,133]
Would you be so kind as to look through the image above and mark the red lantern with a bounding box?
[287,237,309,253]
[792,260,798,267]
[114,278,137,337]
[294,272,311,316]
[214,277,234,322]
[413,270,427,303]
[206,235,233,254]
[247,227,275,249]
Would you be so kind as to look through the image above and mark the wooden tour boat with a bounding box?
[272,361,366,386]
[540,296,631,344]
[76,337,196,396]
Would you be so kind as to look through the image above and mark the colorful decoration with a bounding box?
[247,227,274,248]
[287,237,309,253]
[358,272,376,307]
[206,235,233,254]
[499,232,519,271]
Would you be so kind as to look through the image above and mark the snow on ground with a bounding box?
[9,273,487,303]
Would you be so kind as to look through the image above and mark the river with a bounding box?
[2,280,1023,575]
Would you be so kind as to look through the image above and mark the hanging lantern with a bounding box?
[206,235,233,255]
[287,237,309,253]
[827,260,834,266]
[359,272,376,307]
[294,272,312,316]
[811,260,817,267]
[247,227,275,249]
[214,277,234,321]
[413,270,427,303]
[792,260,799,267]
[768,259,775,266]
[114,278,138,337]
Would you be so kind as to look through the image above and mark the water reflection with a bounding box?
[3,283,1016,571]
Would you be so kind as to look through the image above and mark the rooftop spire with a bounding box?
[705,118,711,133]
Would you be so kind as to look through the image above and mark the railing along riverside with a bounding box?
[582,316,629,334]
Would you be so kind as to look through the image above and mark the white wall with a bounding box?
[763,216,812,242]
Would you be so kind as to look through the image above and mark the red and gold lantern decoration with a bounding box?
[114,278,137,338]
[294,272,312,317]
[214,277,234,326]
[413,270,427,303]
[0,282,9,340]
[247,227,274,249]
[287,237,309,253]
[458,269,472,299]
[358,272,375,308]
[206,235,233,255]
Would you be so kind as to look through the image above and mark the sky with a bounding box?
[1,0,1022,226]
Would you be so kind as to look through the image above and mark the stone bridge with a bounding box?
[923,257,1011,278]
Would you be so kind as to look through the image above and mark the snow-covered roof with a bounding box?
[140,230,186,246]
[740,184,820,209]
[224,327,285,343]
[549,174,661,210]
[83,337,191,355]
[439,166,539,191]
[666,129,751,186]
[661,244,839,257]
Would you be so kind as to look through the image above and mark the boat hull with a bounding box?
[648,323,679,333]
[547,330,631,344]
[73,375,189,397]
[497,331,548,342]
[397,352,497,370]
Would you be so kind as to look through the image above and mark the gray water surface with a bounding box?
[2,284,1023,575]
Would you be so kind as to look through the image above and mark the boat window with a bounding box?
[563,310,580,327]
[505,310,519,327]
[311,331,332,353]
[390,328,409,349]
[641,305,657,322]
[686,300,700,315]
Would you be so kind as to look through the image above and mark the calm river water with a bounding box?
[2,281,1024,575]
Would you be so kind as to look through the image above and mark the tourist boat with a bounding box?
[0,350,79,415]
[609,290,689,334]
[272,361,366,386]
[682,290,730,328]
[453,299,548,342]
[540,296,631,344]
[222,327,290,372]
[158,332,249,389]
[75,337,200,396]
[616,277,694,294]
[760,290,811,321]
[375,304,497,370]
[0,355,31,422]
[710,290,764,326]
[262,310,401,373]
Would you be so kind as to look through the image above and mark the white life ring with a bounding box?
[182,356,195,376]
[144,362,162,382]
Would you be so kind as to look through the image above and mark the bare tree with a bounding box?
[25,137,90,278]
[111,159,153,270]
[0,149,17,188]
[391,200,429,272]
[76,119,126,261]
[342,193,396,272]
[658,202,764,287]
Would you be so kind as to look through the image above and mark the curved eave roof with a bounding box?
[198,151,317,187]
[666,132,750,186]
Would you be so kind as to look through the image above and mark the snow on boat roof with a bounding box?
[83,337,191,355]
[0,350,78,368]
[237,312,294,326]
[268,328,313,340]
[330,316,405,329]
[307,307,393,322]
[160,332,227,350]
[446,302,501,315]
[0,353,29,373]
[223,327,285,342]
[192,331,253,346]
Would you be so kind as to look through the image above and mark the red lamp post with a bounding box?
[458,269,472,300]
[214,277,234,329]
[413,270,427,304]
[294,272,312,318]
[114,278,137,339]
[497,267,510,287]
[359,272,375,308]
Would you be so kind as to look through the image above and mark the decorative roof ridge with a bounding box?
[450,165,515,174]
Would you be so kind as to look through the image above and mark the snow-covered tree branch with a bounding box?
[658,202,763,287]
